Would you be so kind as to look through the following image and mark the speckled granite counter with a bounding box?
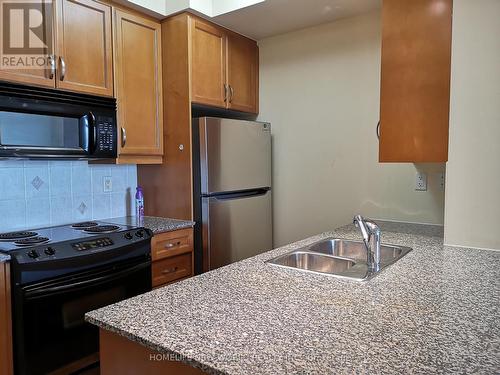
[0,254,10,262]
[86,221,500,374]
[105,216,194,234]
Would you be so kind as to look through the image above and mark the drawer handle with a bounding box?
[161,267,179,275]
[165,241,182,249]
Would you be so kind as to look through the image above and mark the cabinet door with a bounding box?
[55,0,113,96]
[190,18,227,108]
[227,33,259,113]
[0,1,55,88]
[114,10,163,161]
[0,263,13,375]
[379,0,452,162]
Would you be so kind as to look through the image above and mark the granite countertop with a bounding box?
[105,216,194,234]
[86,221,500,374]
[0,254,10,262]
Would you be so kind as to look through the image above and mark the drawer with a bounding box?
[151,228,193,261]
[152,253,192,287]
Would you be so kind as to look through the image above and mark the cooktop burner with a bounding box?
[83,225,121,234]
[15,236,50,246]
[71,222,99,229]
[0,231,38,241]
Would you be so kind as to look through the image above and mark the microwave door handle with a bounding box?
[89,111,97,152]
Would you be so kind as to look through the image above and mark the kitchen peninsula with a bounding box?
[86,221,500,374]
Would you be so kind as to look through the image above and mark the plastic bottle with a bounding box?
[135,186,144,224]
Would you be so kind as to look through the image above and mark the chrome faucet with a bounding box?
[353,215,381,272]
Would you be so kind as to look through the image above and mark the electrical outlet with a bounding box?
[415,172,427,191]
[103,176,112,192]
[439,173,445,191]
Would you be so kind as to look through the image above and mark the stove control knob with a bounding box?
[27,250,39,259]
[135,230,144,238]
[124,232,133,240]
[45,247,56,256]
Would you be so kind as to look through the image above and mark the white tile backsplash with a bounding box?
[0,161,138,232]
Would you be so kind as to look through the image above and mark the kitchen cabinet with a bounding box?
[191,18,227,108]
[0,0,113,96]
[0,0,113,97]
[0,262,13,375]
[151,228,194,287]
[190,16,259,113]
[56,0,113,96]
[114,9,163,164]
[379,0,452,162]
[137,13,259,222]
[226,32,259,113]
[0,2,55,88]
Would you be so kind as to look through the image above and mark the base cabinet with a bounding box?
[151,228,194,288]
[0,262,13,375]
[100,329,205,374]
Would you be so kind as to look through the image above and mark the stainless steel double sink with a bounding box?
[266,238,412,281]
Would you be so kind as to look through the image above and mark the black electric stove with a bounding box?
[0,221,153,375]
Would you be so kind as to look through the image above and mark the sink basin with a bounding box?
[308,238,409,265]
[269,251,356,274]
[267,238,411,281]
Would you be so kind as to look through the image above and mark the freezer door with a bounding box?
[199,117,271,194]
[202,190,273,271]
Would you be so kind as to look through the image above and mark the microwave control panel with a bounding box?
[96,116,116,152]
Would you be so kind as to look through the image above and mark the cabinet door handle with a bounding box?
[121,127,127,148]
[223,84,228,102]
[229,85,234,103]
[48,55,56,79]
[165,241,182,249]
[161,267,179,275]
[59,56,66,81]
[376,121,380,140]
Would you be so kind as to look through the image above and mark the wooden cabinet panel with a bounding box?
[152,253,193,287]
[114,9,163,161]
[227,33,259,113]
[152,228,193,261]
[0,1,55,89]
[379,0,452,162]
[190,18,227,108]
[55,0,113,96]
[0,263,13,375]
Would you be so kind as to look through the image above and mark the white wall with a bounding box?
[258,11,445,246]
[444,0,500,250]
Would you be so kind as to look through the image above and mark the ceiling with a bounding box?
[213,0,382,40]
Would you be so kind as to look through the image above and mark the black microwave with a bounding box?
[0,82,117,159]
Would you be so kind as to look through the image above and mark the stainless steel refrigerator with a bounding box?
[193,117,272,273]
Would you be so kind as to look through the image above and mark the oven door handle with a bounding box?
[23,261,151,299]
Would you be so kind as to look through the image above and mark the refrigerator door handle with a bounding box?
[210,188,270,201]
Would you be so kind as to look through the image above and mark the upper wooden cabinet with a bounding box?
[191,18,227,108]
[190,16,259,114]
[0,1,55,88]
[226,32,259,113]
[0,0,113,97]
[56,0,113,96]
[114,9,163,164]
[379,0,452,163]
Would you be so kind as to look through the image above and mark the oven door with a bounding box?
[12,256,152,375]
